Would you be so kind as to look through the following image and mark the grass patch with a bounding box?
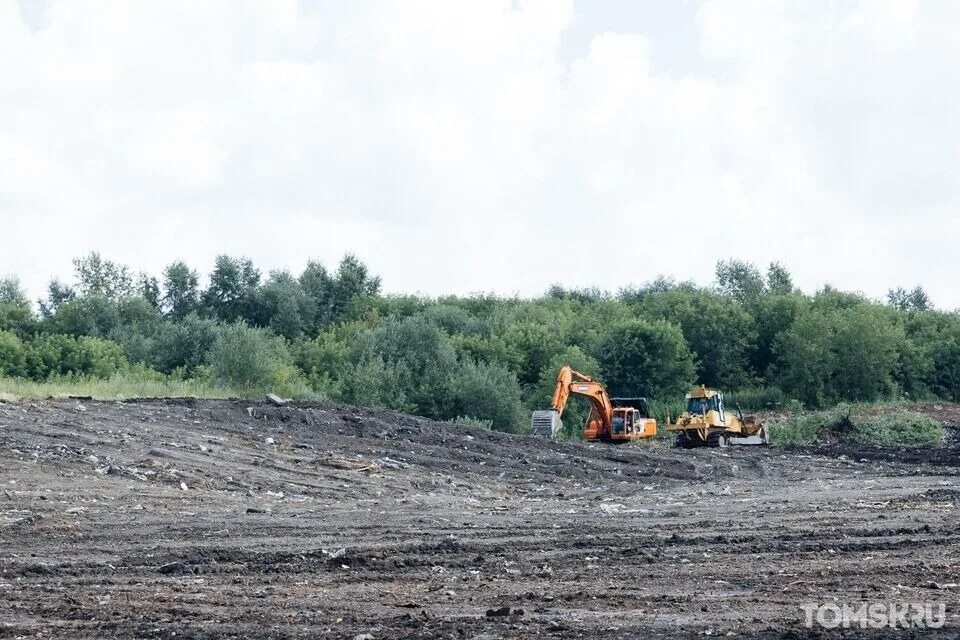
[0,372,326,403]
[770,404,943,447]
[726,387,799,412]
[451,415,493,429]
[853,411,943,446]
[647,398,686,440]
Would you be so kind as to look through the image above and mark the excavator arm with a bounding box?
[549,366,613,425]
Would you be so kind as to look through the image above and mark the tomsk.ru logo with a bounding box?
[801,602,947,629]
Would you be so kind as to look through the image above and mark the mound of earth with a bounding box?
[0,399,958,638]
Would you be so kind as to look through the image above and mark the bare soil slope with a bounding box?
[1,399,959,638]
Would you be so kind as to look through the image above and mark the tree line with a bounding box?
[1,253,958,435]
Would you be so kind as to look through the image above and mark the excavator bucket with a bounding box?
[531,410,562,439]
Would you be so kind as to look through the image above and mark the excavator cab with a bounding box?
[609,405,655,440]
[611,410,627,435]
[611,408,639,435]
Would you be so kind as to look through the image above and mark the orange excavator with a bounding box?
[531,366,657,442]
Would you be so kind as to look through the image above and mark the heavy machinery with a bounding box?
[531,366,656,442]
[667,385,769,448]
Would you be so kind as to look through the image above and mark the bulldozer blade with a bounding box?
[531,410,562,439]
[728,434,769,446]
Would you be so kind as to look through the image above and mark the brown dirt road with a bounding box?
[1,399,959,639]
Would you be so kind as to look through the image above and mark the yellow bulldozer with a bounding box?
[667,385,769,448]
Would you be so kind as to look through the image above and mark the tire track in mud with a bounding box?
[1,398,959,638]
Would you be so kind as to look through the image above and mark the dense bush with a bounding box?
[770,406,943,447]
[342,316,458,417]
[25,334,127,380]
[447,359,525,432]
[0,303,36,338]
[2,251,960,435]
[0,331,27,377]
[595,319,695,398]
[205,323,295,389]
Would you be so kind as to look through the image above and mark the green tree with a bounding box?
[73,252,134,299]
[766,262,794,295]
[340,356,412,412]
[499,320,566,386]
[887,286,931,312]
[772,309,837,406]
[147,315,220,373]
[254,271,315,340]
[203,256,261,322]
[546,285,609,303]
[0,304,36,339]
[751,293,807,379]
[715,259,765,305]
[831,306,902,401]
[814,286,868,311]
[416,304,482,335]
[293,330,350,393]
[299,261,334,328]
[595,319,695,398]
[931,333,960,401]
[0,277,29,308]
[343,316,457,418]
[110,297,165,365]
[900,310,959,398]
[0,330,27,377]
[43,297,122,338]
[162,261,201,320]
[448,359,525,432]
[25,334,127,380]
[206,322,292,388]
[39,279,76,316]
[139,275,161,310]
[631,289,757,388]
[329,254,382,322]
[450,332,519,371]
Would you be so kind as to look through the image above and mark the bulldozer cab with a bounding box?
[686,389,725,421]
[687,395,716,414]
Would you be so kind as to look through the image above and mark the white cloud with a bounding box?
[1,0,959,307]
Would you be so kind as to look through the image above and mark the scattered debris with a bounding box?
[376,457,408,470]
[926,581,960,590]
[0,397,958,638]
[319,457,381,473]
[265,394,288,407]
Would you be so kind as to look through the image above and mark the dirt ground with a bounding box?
[1,399,959,639]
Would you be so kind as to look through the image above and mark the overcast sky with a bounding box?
[3,0,960,307]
